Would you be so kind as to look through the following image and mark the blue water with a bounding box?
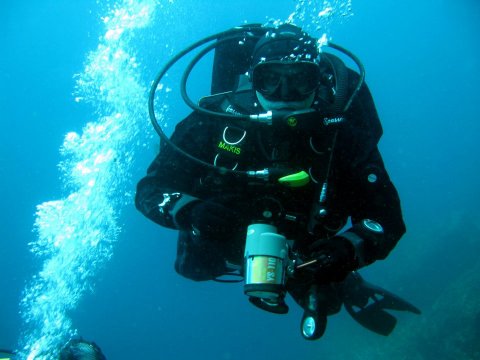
[1,0,479,359]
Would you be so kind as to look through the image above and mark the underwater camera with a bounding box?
[243,224,290,301]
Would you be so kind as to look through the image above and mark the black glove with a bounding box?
[300,236,358,283]
[179,200,246,240]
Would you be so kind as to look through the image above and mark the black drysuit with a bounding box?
[135,75,406,308]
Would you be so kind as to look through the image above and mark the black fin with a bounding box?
[343,272,421,336]
[345,304,397,336]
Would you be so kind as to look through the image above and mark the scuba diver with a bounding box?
[0,349,15,360]
[0,338,106,360]
[58,338,107,360]
[136,23,420,339]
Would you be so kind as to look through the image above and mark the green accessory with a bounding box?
[278,170,310,187]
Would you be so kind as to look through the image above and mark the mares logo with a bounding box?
[323,117,345,126]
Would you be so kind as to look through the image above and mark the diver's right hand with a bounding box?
[296,236,358,283]
[179,200,246,239]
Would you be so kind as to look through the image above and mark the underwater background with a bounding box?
[1,0,479,359]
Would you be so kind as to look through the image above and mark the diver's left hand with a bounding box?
[299,236,358,283]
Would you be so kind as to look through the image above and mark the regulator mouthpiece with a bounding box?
[243,224,288,300]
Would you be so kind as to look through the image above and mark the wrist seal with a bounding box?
[158,192,200,229]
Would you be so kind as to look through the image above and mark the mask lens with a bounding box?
[257,68,282,95]
[253,62,320,99]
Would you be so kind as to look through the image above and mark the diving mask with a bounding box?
[252,61,320,102]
